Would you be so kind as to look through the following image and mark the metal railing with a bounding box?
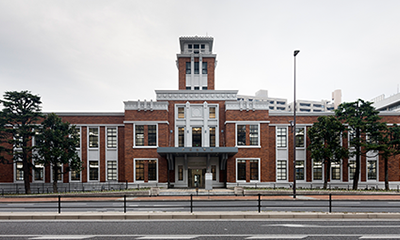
[1,193,400,213]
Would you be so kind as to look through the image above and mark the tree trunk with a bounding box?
[23,159,31,194]
[53,166,58,193]
[385,156,389,191]
[353,147,361,190]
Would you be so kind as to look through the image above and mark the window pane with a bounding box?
[331,162,341,180]
[277,128,287,148]
[237,125,246,146]
[192,127,202,147]
[135,125,144,146]
[135,160,144,181]
[107,128,117,148]
[209,107,215,118]
[148,160,157,181]
[89,161,98,181]
[209,127,216,147]
[73,128,81,148]
[148,125,157,146]
[71,170,80,181]
[107,161,117,181]
[349,160,356,180]
[368,160,377,180]
[178,127,185,147]
[249,125,258,146]
[295,128,304,148]
[186,62,191,74]
[178,107,185,118]
[194,62,199,74]
[313,160,323,180]
[89,128,98,148]
[277,160,287,180]
[250,160,258,181]
[16,162,23,180]
[34,164,44,181]
[296,160,304,180]
[202,62,207,74]
[237,160,246,181]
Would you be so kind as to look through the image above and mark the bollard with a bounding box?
[124,195,126,213]
[58,195,61,214]
[190,194,193,213]
[329,193,332,213]
[258,194,261,213]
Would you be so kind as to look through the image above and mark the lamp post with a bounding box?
[293,50,300,199]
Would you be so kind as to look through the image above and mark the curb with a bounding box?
[1,212,400,220]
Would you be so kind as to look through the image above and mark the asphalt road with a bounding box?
[1,219,400,239]
[2,199,400,213]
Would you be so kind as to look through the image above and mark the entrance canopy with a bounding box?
[157,147,238,170]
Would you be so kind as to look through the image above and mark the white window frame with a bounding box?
[366,157,378,182]
[249,158,260,182]
[134,158,158,183]
[133,123,158,148]
[276,127,288,149]
[106,160,118,182]
[235,158,260,183]
[312,159,323,182]
[295,126,306,149]
[276,159,288,182]
[15,161,24,182]
[32,161,45,183]
[70,126,81,182]
[235,123,261,148]
[50,163,63,182]
[106,127,118,149]
[88,127,99,149]
[88,160,99,182]
[295,160,306,182]
[236,159,247,183]
[330,160,342,182]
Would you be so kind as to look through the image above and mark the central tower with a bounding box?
[176,36,216,90]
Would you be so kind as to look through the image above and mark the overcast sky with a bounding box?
[1,0,400,112]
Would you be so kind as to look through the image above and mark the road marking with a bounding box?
[246,235,307,239]
[360,235,400,239]
[30,236,95,239]
[264,224,400,228]
[135,236,197,239]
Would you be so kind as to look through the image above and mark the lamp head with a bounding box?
[294,50,300,57]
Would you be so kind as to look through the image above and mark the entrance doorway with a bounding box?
[188,169,205,188]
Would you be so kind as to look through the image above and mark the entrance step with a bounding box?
[159,188,235,196]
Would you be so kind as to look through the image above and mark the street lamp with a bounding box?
[293,50,300,199]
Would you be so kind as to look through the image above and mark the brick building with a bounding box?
[2,36,400,191]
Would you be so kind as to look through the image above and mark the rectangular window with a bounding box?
[16,162,23,180]
[237,160,246,181]
[331,162,341,180]
[211,165,216,181]
[135,125,144,146]
[107,161,117,181]
[368,160,377,180]
[148,125,157,146]
[192,127,202,147]
[277,128,287,148]
[202,86,207,90]
[209,127,216,147]
[178,165,183,181]
[209,107,216,118]
[194,62,199,74]
[188,44,192,49]
[296,160,305,180]
[135,160,144,181]
[194,44,199,49]
[148,160,157,181]
[34,163,44,181]
[202,62,208,74]
[88,128,99,148]
[89,161,99,181]
[249,125,259,146]
[313,160,323,181]
[250,160,259,181]
[70,170,80,181]
[178,127,185,147]
[178,107,185,118]
[237,125,246,146]
[73,127,80,148]
[295,128,305,148]
[186,62,191,74]
[277,160,287,180]
[107,128,117,148]
[349,160,356,180]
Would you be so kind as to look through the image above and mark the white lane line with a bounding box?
[246,235,307,239]
[264,224,400,228]
[30,236,95,239]
[135,236,197,239]
[360,235,400,239]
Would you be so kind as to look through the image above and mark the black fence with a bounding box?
[1,193,400,214]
